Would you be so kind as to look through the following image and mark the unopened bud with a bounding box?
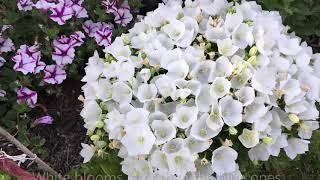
[249,46,258,56]
[90,134,100,141]
[288,113,300,124]
[229,127,238,135]
[96,121,104,129]
[262,137,273,144]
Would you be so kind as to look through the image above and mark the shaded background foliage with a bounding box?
[0,0,319,179]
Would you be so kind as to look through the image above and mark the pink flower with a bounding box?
[17,0,34,11]
[17,86,37,108]
[0,57,5,67]
[83,20,100,38]
[83,21,113,47]
[43,65,67,84]
[12,53,37,74]
[0,89,6,97]
[0,37,14,53]
[70,31,85,47]
[35,0,57,11]
[49,2,73,25]
[94,26,112,47]
[34,115,54,125]
[102,0,118,13]
[67,0,88,18]
[114,8,133,27]
[12,45,45,74]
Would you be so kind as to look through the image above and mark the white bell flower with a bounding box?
[210,77,231,98]
[150,150,170,176]
[269,134,288,156]
[298,72,320,101]
[191,61,216,83]
[137,68,151,83]
[118,61,135,82]
[217,38,239,57]
[167,148,196,177]
[214,56,233,77]
[224,12,243,36]
[219,96,243,127]
[196,85,214,112]
[160,48,182,69]
[299,102,319,120]
[121,158,153,177]
[171,106,198,129]
[235,1,259,20]
[152,120,176,145]
[199,0,232,16]
[171,88,192,101]
[232,23,254,49]
[121,125,156,156]
[284,138,309,160]
[90,79,113,101]
[190,113,221,141]
[163,138,185,154]
[112,82,133,104]
[211,146,238,176]
[163,19,186,41]
[216,169,243,180]
[105,109,125,131]
[136,83,158,103]
[238,128,260,148]
[166,60,189,80]
[248,143,271,161]
[298,121,319,139]
[206,101,224,131]
[251,67,276,95]
[253,111,273,132]
[104,37,131,61]
[81,51,104,83]
[277,35,301,56]
[155,75,176,97]
[80,100,102,131]
[175,79,202,96]
[80,143,95,163]
[235,86,255,106]
[125,108,150,126]
[185,136,210,154]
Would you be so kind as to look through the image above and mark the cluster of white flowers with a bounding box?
[80,0,320,179]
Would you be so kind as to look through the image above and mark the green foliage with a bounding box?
[69,150,125,179]
[256,0,320,38]
[0,170,15,180]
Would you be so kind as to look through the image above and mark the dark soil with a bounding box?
[30,79,88,175]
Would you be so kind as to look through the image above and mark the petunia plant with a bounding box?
[0,0,141,162]
[80,0,320,179]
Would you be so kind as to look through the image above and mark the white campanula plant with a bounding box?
[80,0,320,179]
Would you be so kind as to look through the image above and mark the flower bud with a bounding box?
[247,55,257,64]
[96,121,104,129]
[249,46,258,56]
[262,137,273,144]
[227,7,236,14]
[122,35,130,45]
[90,134,100,141]
[229,127,238,135]
[253,160,259,166]
[288,113,300,124]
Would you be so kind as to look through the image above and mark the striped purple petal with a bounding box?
[44,65,67,84]
[0,37,14,53]
[102,0,118,13]
[34,115,54,125]
[16,86,37,108]
[0,89,6,97]
[0,56,5,67]
[49,2,73,25]
[114,8,133,27]
[17,0,34,11]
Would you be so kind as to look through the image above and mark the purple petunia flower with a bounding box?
[94,25,113,47]
[17,0,34,11]
[0,25,13,33]
[66,0,88,18]
[0,37,14,53]
[70,31,85,47]
[12,45,45,74]
[102,0,118,13]
[49,2,73,25]
[0,57,5,67]
[114,7,133,27]
[83,21,113,47]
[17,86,37,108]
[35,0,57,11]
[34,115,54,125]
[0,89,6,97]
[12,53,37,74]
[44,64,67,84]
